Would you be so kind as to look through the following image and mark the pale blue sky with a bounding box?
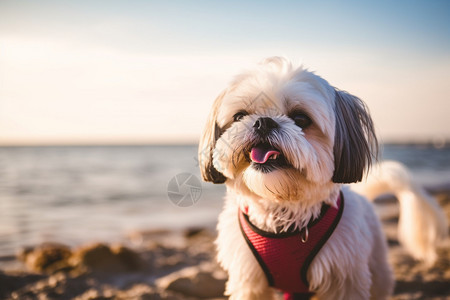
[1,0,449,144]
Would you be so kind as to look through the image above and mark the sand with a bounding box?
[0,187,449,300]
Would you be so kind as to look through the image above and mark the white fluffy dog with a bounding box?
[198,57,447,299]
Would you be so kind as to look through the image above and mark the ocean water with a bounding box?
[0,144,449,256]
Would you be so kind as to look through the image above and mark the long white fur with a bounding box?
[217,186,394,300]
[200,57,447,299]
[352,160,448,266]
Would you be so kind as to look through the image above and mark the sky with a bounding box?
[0,0,449,145]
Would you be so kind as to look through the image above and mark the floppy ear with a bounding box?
[332,89,378,183]
[198,91,227,183]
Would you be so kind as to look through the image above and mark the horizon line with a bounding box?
[0,139,448,148]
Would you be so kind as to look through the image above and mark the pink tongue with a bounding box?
[250,146,280,164]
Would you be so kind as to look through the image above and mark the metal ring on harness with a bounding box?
[301,227,309,243]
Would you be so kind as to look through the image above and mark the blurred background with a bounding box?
[0,0,449,256]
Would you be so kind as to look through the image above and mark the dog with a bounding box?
[198,57,447,299]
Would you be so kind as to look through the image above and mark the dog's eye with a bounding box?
[291,113,312,129]
[233,111,248,122]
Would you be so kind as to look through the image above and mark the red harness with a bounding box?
[238,194,344,300]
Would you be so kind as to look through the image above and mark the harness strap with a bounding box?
[284,292,314,300]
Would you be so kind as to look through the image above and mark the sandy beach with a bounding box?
[1,185,449,300]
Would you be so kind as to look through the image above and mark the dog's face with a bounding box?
[199,57,377,202]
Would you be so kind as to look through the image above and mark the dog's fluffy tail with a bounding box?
[352,160,448,266]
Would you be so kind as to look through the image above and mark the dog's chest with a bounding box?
[238,195,344,296]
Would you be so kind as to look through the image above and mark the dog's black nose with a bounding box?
[253,117,278,134]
